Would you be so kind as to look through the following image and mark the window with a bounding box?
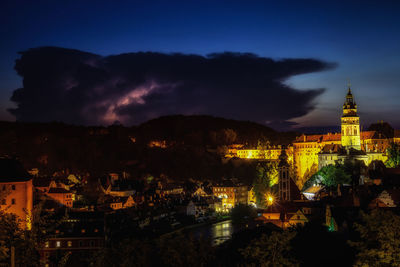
[45,241,49,248]
[67,241,72,247]
[56,241,61,247]
[1,185,5,191]
[79,241,83,247]
[11,185,15,190]
[1,199,5,205]
[90,240,95,247]
[11,199,15,205]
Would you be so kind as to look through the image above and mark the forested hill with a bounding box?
[135,115,297,146]
[0,116,297,178]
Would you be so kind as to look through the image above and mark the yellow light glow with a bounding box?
[266,194,274,206]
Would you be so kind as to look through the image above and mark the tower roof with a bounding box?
[343,86,357,114]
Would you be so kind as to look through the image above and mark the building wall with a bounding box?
[47,192,74,207]
[0,179,33,229]
[213,185,248,212]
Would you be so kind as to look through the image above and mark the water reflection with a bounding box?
[185,219,233,246]
[212,220,233,246]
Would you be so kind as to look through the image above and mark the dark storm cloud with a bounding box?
[8,47,335,127]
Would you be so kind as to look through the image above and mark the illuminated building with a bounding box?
[0,158,33,229]
[293,86,394,186]
[212,181,248,212]
[227,86,398,189]
[228,145,294,163]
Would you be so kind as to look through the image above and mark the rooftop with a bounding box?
[0,158,31,183]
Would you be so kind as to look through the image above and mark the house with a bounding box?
[40,211,105,266]
[156,183,184,196]
[259,204,309,229]
[302,185,323,200]
[192,186,212,198]
[212,180,248,212]
[46,187,74,207]
[0,158,33,229]
[108,195,136,210]
[369,189,400,208]
[33,177,57,193]
[186,200,210,219]
[99,176,136,197]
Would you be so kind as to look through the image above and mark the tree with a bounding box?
[340,158,367,186]
[240,230,298,266]
[385,143,400,168]
[158,233,214,267]
[230,204,257,225]
[349,210,400,266]
[302,164,351,190]
[0,211,39,266]
[253,162,278,208]
[92,238,154,267]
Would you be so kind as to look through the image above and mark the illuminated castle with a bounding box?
[227,86,400,188]
[292,86,394,186]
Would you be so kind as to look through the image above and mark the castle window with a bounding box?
[56,241,61,247]
[1,199,5,205]
[11,199,15,205]
[11,185,15,190]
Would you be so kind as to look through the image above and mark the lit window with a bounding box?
[67,241,72,247]
[45,241,49,248]
[81,229,86,233]
[56,241,61,247]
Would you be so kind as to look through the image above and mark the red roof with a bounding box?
[295,130,388,144]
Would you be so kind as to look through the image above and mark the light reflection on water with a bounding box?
[211,220,233,246]
[186,220,233,246]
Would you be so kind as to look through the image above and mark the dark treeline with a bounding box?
[0,115,297,181]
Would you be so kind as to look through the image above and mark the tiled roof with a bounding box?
[322,133,341,142]
[294,134,324,143]
[319,144,344,154]
[295,130,389,144]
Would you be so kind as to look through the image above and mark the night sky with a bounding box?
[1,0,400,130]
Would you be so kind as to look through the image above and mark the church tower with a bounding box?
[341,86,361,150]
[278,149,291,201]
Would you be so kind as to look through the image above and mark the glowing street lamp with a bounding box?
[266,194,274,206]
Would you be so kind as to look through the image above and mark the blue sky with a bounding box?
[1,0,400,128]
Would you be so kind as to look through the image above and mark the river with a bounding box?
[186,219,233,246]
